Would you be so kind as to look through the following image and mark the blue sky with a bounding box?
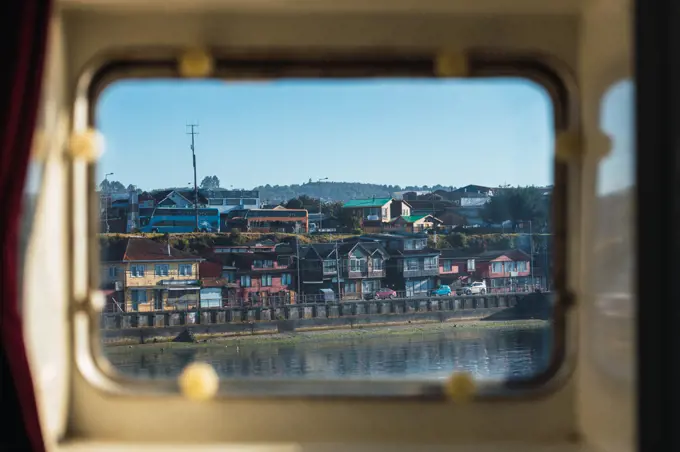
[96,78,557,191]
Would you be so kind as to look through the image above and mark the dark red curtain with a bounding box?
[0,1,53,451]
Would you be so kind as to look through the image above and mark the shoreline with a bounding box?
[103,318,551,351]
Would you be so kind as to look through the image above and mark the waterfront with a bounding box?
[104,321,552,381]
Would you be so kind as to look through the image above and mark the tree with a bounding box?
[200,175,221,189]
[99,179,126,193]
[339,209,362,231]
[285,198,304,209]
[483,186,546,229]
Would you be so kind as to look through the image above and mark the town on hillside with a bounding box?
[99,183,553,313]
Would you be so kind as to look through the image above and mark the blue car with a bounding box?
[431,285,452,296]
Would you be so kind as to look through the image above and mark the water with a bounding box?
[105,325,552,382]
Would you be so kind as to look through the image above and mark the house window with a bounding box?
[323,260,337,273]
[240,275,251,287]
[405,258,419,270]
[281,274,292,285]
[491,262,504,273]
[373,258,383,270]
[130,264,145,278]
[442,260,453,272]
[155,264,169,276]
[262,274,272,287]
[263,260,273,268]
[404,240,415,250]
[415,239,426,250]
[179,264,193,276]
[466,259,475,271]
[424,256,438,270]
[109,266,118,278]
[382,207,388,218]
[344,281,357,294]
[222,271,235,282]
[506,262,517,272]
[350,258,365,272]
[517,261,528,272]
[130,289,147,310]
[253,260,263,268]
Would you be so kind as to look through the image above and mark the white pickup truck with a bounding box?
[457,281,487,295]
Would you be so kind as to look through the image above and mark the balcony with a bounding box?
[251,263,290,271]
[346,268,386,279]
[403,267,439,278]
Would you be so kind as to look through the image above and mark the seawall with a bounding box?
[100,292,553,344]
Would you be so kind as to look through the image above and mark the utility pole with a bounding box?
[104,172,113,233]
[529,220,534,288]
[187,124,199,232]
[296,237,302,301]
[335,241,342,301]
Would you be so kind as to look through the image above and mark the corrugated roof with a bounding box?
[342,198,391,208]
[398,215,428,223]
[101,237,201,262]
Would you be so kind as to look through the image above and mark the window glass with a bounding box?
[96,76,556,388]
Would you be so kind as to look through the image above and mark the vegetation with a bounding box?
[101,231,550,257]
[199,175,221,190]
[255,182,458,204]
[99,179,127,193]
[99,232,358,256]
[482,186,551,230]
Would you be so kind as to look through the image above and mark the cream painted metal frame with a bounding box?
[20,1,633,451]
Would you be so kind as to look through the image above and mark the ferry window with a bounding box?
[93,68,560,394]
[593,79,634,380]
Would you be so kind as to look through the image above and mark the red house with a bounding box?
[476,249,533,293]
[211,241,297,306]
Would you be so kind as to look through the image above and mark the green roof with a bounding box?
[342,198,392,208]
[399,215,428,223]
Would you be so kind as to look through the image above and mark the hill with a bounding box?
[253,182,456,203]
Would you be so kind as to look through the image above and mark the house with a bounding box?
[474,249,533,292]
[198,260,238,308]
[453,184,494,196]
[356,233,440,297]
[100,237,203,312]
[222,208,308,233]
[203,189,260,213]
[211,242,296,306]
[389,200,412,218]
[385,214,442,233]
[342,198,394,224]
[152,189,208,209]
[438,249,480,287]
[308,212,341,232]
[298,241,390,300]
[403,199,453,217]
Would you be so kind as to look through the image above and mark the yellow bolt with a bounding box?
[178,48,214,78]
[444,372,476,403]
[435,52,469,78]
[179,362,219,401]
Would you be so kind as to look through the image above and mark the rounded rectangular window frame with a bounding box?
[73,48,578,401]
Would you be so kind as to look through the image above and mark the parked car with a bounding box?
[459,281,487,295]
[431,285,452,296]
[374,288,397,299]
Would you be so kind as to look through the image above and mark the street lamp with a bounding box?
[104,172,113,233]
[317,177,328,231]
